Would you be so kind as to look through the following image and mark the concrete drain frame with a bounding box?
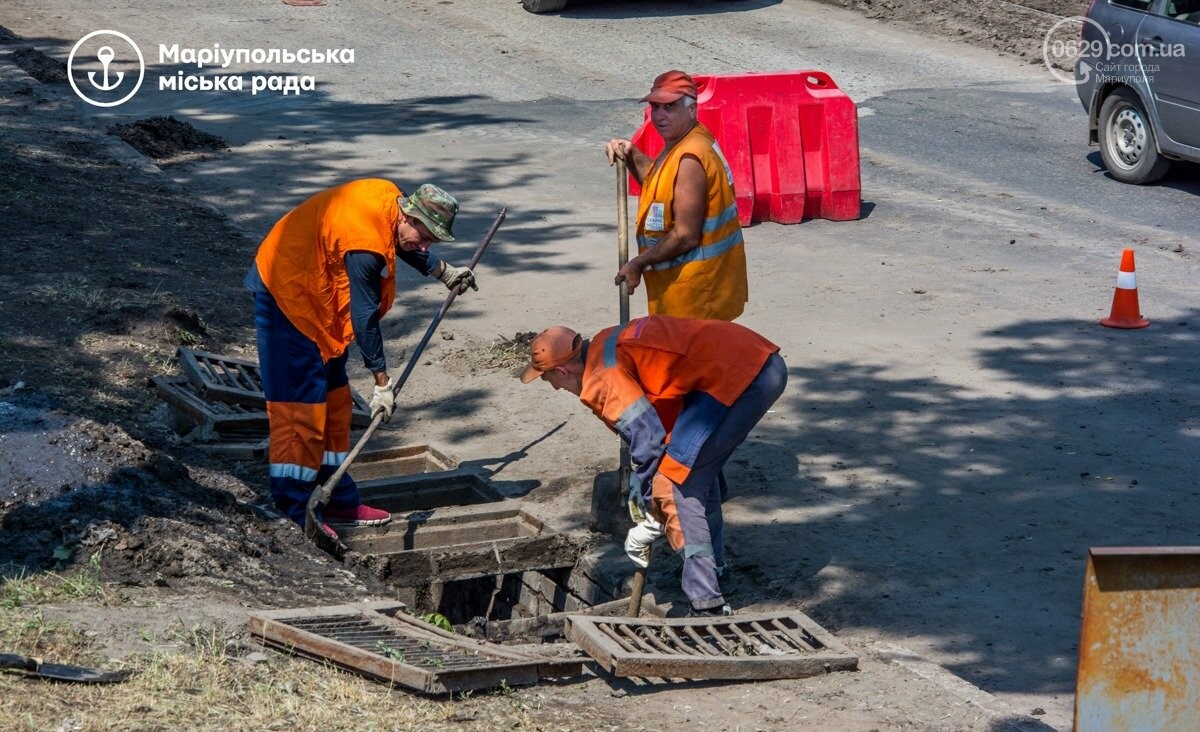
[341,502,588,593]
[336,450,668,644]
[249,601,583,694]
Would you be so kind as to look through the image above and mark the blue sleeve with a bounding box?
[615,397,669,504]
[345,251,387,373]
[397,248,441,277]
[243,262,267,293]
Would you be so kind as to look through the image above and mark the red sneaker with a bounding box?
[324,504,392,526]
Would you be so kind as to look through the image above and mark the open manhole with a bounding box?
[435,554,668,644]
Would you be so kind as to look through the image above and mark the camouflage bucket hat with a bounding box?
[400,184,458,241]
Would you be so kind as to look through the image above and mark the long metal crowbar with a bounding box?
[304,208,507,555]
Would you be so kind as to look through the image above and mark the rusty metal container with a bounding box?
[1075,547,1200,730]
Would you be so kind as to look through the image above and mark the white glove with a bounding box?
[370,382,396,422]
[624,515,662,569]
[438,263,477,294]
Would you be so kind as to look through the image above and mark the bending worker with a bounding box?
[520,316,787,616]
[604,70,748,321]
[246,179,477,534]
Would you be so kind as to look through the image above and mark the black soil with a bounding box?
[107,116,228,164]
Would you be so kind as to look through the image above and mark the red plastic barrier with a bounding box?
[629,71,860,225]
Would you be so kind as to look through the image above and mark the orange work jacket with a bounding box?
[255,179,400,362]
[636,123,748,321]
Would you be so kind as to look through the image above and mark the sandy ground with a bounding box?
[2,1,1199,729]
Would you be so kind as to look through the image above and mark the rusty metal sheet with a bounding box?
[1075,547,1200,731]
[566,612,857,680]
[177,348,372,425]
[249,601,582,694]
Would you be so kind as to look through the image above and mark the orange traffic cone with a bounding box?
[1100,248,1149,329]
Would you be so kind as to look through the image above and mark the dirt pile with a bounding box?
[0,391,366,606]
[107,116,228,165]
[8,47,66,84]
[439,331,535,377]
[816,0,1090,66]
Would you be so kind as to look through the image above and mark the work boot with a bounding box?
[324,504,392,526]
[687,603,733,618]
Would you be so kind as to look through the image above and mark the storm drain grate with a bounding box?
[177,348,372,425]
[177,348,264,405]
[250,601,582,694]
[566,612,858,680]
[153,375,267,431]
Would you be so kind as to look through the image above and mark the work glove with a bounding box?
[370,382,396,423]
[624,515,662,569]
[438,263,477,295]
[627,486,648,524]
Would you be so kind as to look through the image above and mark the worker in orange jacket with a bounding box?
[246,179,477,536]
[604,70,749,322]
[521,316,787,615]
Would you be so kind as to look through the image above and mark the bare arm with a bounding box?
[604,138,653,184]
[614,155,706,293]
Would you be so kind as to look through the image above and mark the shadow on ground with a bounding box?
[724,312,1199,699]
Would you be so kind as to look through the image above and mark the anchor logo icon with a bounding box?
[87,46,124,91]
[67,30,144,108]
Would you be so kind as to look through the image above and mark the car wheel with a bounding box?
[1097,87,1171,184]
[522,0,567,12]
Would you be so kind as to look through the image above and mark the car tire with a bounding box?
[522,0,567,12]
[1097,87,1171,184]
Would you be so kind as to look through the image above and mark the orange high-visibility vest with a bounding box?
[636,123,748,321]
[579,315,778,482]
[255,179,400,362]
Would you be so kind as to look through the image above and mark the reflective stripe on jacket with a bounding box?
[578,316,778,499]
[254,179,400,362]
[636,124,748,321]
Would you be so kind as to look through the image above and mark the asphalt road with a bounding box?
[3,1,1199,727]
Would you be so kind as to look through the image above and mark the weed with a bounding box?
[421,612,453,633]
[374,642,406,663]
[0,553,111,608]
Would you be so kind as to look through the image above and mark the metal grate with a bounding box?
[153,375,267,431]
[284,614,510,671]
[567,612,858,680]
[177,348,372,425]
[250,601,582,694]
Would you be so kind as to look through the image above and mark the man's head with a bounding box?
[519,326,585,395]
[397,184,458,252]
[641,70,699,144]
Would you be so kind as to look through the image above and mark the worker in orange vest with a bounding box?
[520,316,786,615]
[246,180,477,537]
[604,70,749,322]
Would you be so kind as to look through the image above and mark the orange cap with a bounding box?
[639,70,697,104]
[519,326,583,383]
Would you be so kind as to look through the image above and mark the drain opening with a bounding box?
[437,566,596,626]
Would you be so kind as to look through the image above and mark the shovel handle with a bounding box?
[0,653,38,672]
[304,208,507,547]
